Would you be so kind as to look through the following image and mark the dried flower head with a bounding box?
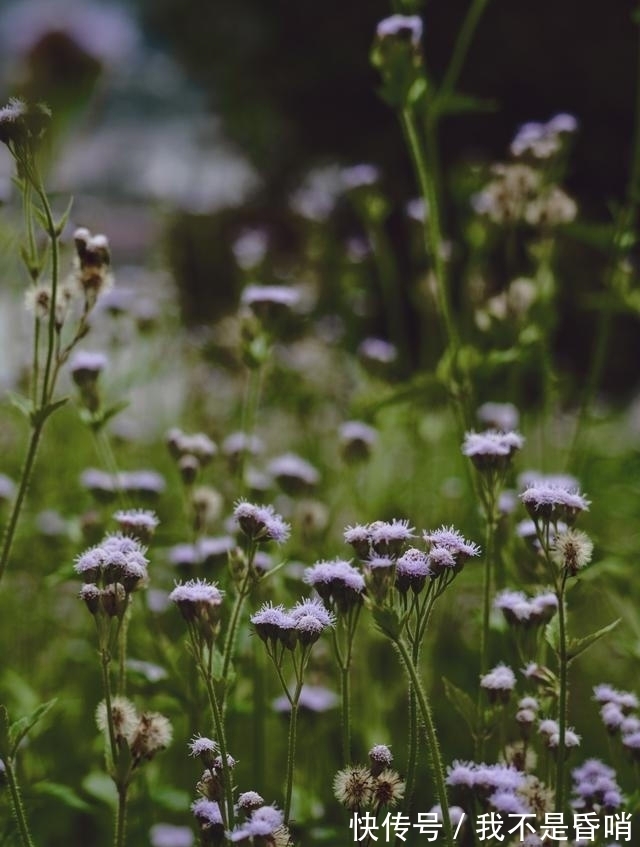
[333,765,374,811]
[130,711,173,764]
[551,529,593,576]
[372,769,405,807]
[96,696,138,743]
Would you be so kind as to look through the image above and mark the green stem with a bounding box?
[477,500,497,759]
[117,606,130,696]
[555,573,568,814]
[284,680,303,825]
[440,0,491,98]
[0,422,44,586]
[5,758,36,847]
[221,570,252,708]
[99,647,118,767]
[200,652,234,829]
[114,786,128,847]
[340,665,351,765]
[393,637,454,847]
[34,185,59,409]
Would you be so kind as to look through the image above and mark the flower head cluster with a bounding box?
[169,579,224,644]
[480,663,516,704]
[113,508,159,543]
[241,283,301,328]
[446,760,529,814]
[376,14,422,47]
[511,113,578,159]
[593,685,640,755]
[251,598,334,650]
[71,226,113,310]
[423,525,481,575]
[339,420,378,463]
[304,559,365,613]
[494,588,558,627]
[80,468,165,502]
[149,824,194,847]
[166,428,217,484]
[96,697,171,767]
[395,548,430,594]
[334,759,405,812]
[571,759,623,812]
[69,351,108,412]
[538,719,581,752]
[477,402,520,432]
[228,803,292,845]
[357,337,398,376]
[0,98,50,178]
[344,519,415,559]
[233,500,290,544]
[76,534,149,617]
[520,481,590,525]
[462,429,524,472]
[266,453,320,494]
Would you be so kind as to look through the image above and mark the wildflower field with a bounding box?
[0,2,639,846]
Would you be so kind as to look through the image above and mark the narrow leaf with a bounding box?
[9,698,57,757]
[443,678,476,737]
[567,619,621,663]
[0,705,10,759]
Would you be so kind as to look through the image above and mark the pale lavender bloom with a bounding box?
[149,823,195,847]
[620,715,640,735]
[241,285,301,326]
[113,508,158,541]
[548,727,581,749]
[197,535,235,566]
[538,719,559,737]
[366,555,395,571]
[489,789,531,815]
[191,798,223,826]
[170,579,223,607]
[344,524,372,558]
[462,429,524,470]
[423,525,481,563]
[290,598,335,629]
[369,519,415,557]
[232,228,268,270]
[237,791,265,811]
[273,684,338,714]
[341,164,380,190]
[376,14,423,47]
[250,602,296,642]
[358,337,397,365]
[80,468,116,496]
[477,402,520,432]
[0,473,15,502]
[601,702,625,731]
[266,453,320,490]
[481,664,516,703]
[304,559,365,611]
[494,589,532,624]
[529,591,558,620]
[168,543,199,568]
[119,470,166,496]
[189,735,218,758]
[395,548,430,594]
[69,350,108,379]
[369,745,393,768]
[518,470,579,491]
[498,489,518,515]
[406,197,428,222]
[474,763,525,793]
[445,760,476,788]
[622,731,640,753]
[571,760,623,811]
[427,546,456,575]
[520,482,590,521]
[511,121,559,158]
[547,113,578,134]
[234,500,290,544]
[428,805,465,826]
[222,431,264,459]
[339,421,378,453]
[519,696,539,711]
[592,684,638,711]
[246,805,284,836]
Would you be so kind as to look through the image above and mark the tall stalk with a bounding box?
[4,757,36,847]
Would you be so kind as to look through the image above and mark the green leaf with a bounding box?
[443,678,476,737]
[545,615,560,656]
[0,705,10,760]
[55,196,74,236]
[9,698,57,757]
[7,392,33,420]
[433,92,499,118]
[567,618,621,663]
[371,606,403,640]
[32,781,91,812]
[33,205,50,234]
[82,772,117,808]
[31,396,68,428]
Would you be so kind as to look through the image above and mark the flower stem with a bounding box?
[221,569,252,709]
[555,573,569,813]
[0,421,44,586]
[393,636,454,847]
[477,491,497,759]
[200,651,234,829]
[5,757,36,847]
[284,679,303,825]
[439,0,491,99]
[114,786,128,847]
